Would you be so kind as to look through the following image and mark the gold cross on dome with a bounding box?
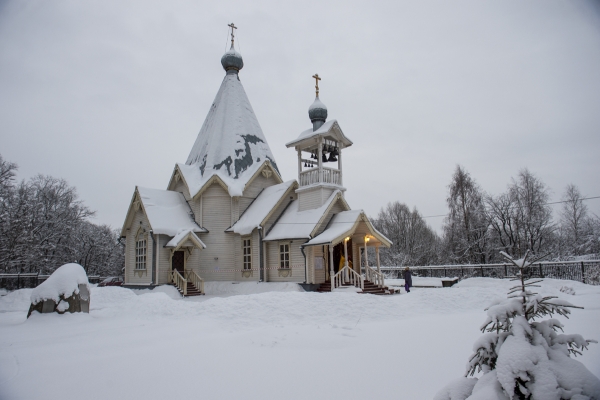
[312,74,321,97]
[228,23,237,47]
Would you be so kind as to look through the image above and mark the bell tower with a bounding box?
[285,74,353,212]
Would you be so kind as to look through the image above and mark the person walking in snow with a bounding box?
[403,267,412,293]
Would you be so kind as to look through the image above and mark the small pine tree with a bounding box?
[435,251,600,400]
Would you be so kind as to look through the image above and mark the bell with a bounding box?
[327,152,337,162]
[304,161,308,167]
[322,152,328,163]
[331,147,339,157]
[310,152,316,159]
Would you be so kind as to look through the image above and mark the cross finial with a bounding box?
[228,23,237,47]
[312,74,321,97]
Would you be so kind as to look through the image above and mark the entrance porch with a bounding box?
[304,210,393,294]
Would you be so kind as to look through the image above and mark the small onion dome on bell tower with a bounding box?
[308,97,328,130]
[221,23,243,73]
[309,74,327,131]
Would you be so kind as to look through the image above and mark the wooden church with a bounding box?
[120,27,392,295]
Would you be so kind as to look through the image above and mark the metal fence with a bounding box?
[0,273,107,291]
[381,260,600,285]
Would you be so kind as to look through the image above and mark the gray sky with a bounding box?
[1,0,599,233]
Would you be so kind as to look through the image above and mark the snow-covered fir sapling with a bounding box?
[435,250,600,400]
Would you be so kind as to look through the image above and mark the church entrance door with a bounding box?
[172,251,185,275]
[332,239,353,274]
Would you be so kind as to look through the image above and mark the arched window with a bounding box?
[135,229,147,270]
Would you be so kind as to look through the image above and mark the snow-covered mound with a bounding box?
[30,263,89,304]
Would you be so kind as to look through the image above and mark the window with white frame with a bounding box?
[135,230,147,270]
[279,243,290,268]
[243,238,252,270]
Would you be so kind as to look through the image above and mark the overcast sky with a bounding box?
[1,0,599,233]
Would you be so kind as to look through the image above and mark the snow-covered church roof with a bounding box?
[227,180,297,235]
[133,187,205,237]
[184,49,280,197]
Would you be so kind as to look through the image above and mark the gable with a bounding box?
[311,196,351,238]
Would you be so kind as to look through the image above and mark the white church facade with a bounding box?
[120,29,392,295]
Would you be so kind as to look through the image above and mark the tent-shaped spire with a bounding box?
[185,42,279,188]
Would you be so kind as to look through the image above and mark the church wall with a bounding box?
[298,186,336,212]
[263,195,296,236]
[265,240,306,282]
[312,199,347,238]
[124,209,153,286]
[195,183,236,281]
[238,172,280,219]
[172,179,191,201]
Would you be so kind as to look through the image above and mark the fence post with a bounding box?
[504,264,508,278]
[539,263,544,279]
[444,267,446,278]
[17,272,20,289]
[480,265,484,277]
[581,262,586,284]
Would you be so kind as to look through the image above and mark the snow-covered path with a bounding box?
[0,279,599,399]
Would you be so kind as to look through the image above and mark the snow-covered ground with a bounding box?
[0,278,598,399]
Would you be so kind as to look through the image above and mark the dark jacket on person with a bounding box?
[403,270,412,287]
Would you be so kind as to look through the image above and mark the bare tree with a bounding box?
[372,201,441,266]
[486,169,553,259]
[559,184,588,256]
[0,154,124,277]
[443,165,489,264]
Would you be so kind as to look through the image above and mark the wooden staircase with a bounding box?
[316,279,395,295]
[173,281,204,297]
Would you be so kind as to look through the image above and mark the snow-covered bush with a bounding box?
[27,263,90,318]
[435,251,600,400]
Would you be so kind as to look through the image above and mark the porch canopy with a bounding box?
[165,229,207,252]
[304,210,391,249]
[304,210,391,277]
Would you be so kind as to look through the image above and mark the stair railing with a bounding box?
[365,265,385,288]
[185,269,205,295]
[169,269,187,296]
[332,266,364,291]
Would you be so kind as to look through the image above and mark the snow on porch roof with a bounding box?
[263,190,342,241]
[137,187,206,237]
[227,180,297,236]
[165,229,206,250]
[304,210,392,247]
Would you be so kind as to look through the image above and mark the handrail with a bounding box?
[365,265,385,288]
[332,266,364,291]
[185,269,205,295]
[169,270,187,296]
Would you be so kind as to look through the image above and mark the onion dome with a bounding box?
[308,97,328,130]
[221,46,244,72]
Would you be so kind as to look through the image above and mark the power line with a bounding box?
[419,195,600,220]
[264,195,600,224]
